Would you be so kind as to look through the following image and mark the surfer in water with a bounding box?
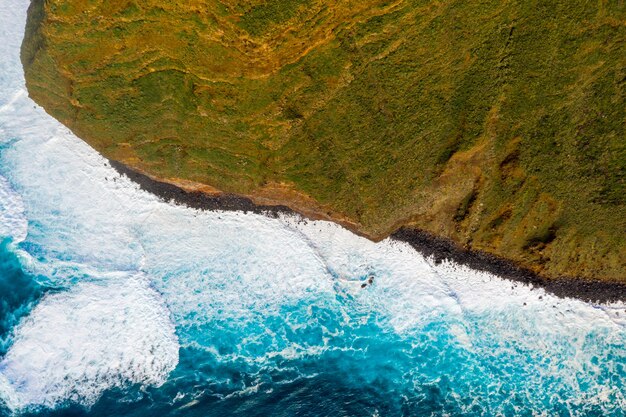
[361,275,375,289]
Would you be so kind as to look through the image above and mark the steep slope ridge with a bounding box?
[22,0,625,281]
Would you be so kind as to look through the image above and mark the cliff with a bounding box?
[22,0,626,282]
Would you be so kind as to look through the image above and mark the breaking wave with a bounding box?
[0,276,178,411]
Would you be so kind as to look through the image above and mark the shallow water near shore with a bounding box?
[1,1,625,416]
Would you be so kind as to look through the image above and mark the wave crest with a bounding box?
[0,276,179,411]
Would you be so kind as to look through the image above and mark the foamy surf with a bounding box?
[0,176,26,244]
[0,276,178,412]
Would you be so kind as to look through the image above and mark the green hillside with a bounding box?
[22,0,626,281]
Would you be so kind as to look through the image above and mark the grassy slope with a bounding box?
[22,0,625,281]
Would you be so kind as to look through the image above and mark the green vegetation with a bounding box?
[22,0,626,281]
[238,0,311,36]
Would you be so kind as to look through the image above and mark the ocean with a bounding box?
[0,1,624,416]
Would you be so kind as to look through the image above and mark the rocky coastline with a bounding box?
[111,160,626,304]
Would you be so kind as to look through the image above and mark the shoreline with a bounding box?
[110,160,626,304]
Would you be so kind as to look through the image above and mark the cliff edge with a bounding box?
[22,0,626,282]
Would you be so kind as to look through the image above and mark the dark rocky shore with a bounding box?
[111,161,626,304]
[392,229,626,304]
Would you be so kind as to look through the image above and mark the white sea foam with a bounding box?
[0,276,179,411]
[0,0,26,106]
[282,216,626,335]
[0,175,27,243]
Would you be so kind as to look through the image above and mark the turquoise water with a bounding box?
[0,230,624,417]
[0,1,625,416]
[0,239,43,355]
[0,238,624,417]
